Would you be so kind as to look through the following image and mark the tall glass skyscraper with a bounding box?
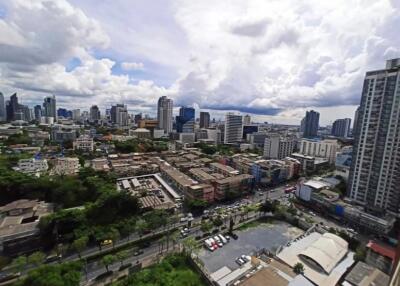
[157,96,173,134]
[302,110,320,138]
[176,106,195,133]
[348,58,400,216]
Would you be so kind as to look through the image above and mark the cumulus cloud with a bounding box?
[121,62,144,71]
[0,0,172,111]
[0,0,399,125]
[173,0,400,119]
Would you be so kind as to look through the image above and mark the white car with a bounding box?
[218,234,227,244]
[180,217,188,222]
[236,258,245,265]
[214,236,223,247]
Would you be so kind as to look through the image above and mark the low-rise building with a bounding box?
[214,174,254,201]
[73,135,94,152]
[277,232,354,286]
[335,146,352,181]
[129,128,151,139]
[0,199,53,255]
[91,158,110,172]
[366,241,396,275]
[300,138,341,164]
[14,158,48,175]
[52,157,80,176]
[344,261,390,286]
[210,162,240,177]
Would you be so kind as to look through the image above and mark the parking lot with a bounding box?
[198,221,303,274]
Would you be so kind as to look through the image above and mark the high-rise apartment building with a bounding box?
[111,104,128,127]
[0,92,5,122]
[353,106,360,137]
[200,111,210,128]
[176,106,195,133]
[43,95,57,119]
[224,113,243,144]
[157,96,173,134]
[243,114,251,125]
[331,118,351,138]
[34,105,42,121]
[6,93,19,121]
[302,110,320,138]
[348,58,400,215]
[263,134,296,159]
[90,105,101,121]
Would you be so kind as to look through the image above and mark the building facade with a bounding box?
[224,113,243,144]
[302,110,320,138]
[43,95,57,119]
[157,96,173,134]
[263,134,296,159]
[300,138,341,163]
[199,111,210,128]
[349,58,400,216]
[176,106,195,133]
[331,118,351,138]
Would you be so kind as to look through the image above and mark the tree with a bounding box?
[354,245,366,262]
[17,262,82,286]
[182,237,198,256]
[200,221,213,233]
[293,262,304,274]
[229,217,235,233]
[72,236,88,259]
[28,251,45,267]
[11,256,27,275]
[213,216,223,228]
[116,250,130,266]
[108,228,120,249]
[102,255,115,272]
[135,219,148,237]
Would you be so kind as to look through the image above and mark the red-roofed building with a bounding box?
[366,240,396,274]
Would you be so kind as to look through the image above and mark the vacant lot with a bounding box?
[198,220,303,273]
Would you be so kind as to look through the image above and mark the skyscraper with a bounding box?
[111,104,128,127]
[352,106,360,137]
[43,95,57,119]
[6,93,19,121]
[0,92,5,122]
[302,110,320,138]
[243,114,251,125]
[157,96,173,134]
[331,118,351,138]
[348,58,400,215]
[224,113,243,144]
[176,106,195,133]
[34,105,42,121]
[90,105,101,121]
[200,111,210,128]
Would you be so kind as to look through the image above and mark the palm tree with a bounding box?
[293,262,304,274]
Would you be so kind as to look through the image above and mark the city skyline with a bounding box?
[1,0,399,125]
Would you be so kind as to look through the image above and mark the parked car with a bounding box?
[235,258,245,265]
[218,234,227,244]
[230,233,238,240]
[133,249,144,256]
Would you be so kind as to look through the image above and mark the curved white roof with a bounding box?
[300,233,348,274]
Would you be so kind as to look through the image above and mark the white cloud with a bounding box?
[0,0,399,125]
[121,62,144,71]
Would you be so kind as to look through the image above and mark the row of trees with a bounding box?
[114,139,168,153]
[112,253,205,286]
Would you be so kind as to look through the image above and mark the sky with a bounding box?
[0,0,399,125]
